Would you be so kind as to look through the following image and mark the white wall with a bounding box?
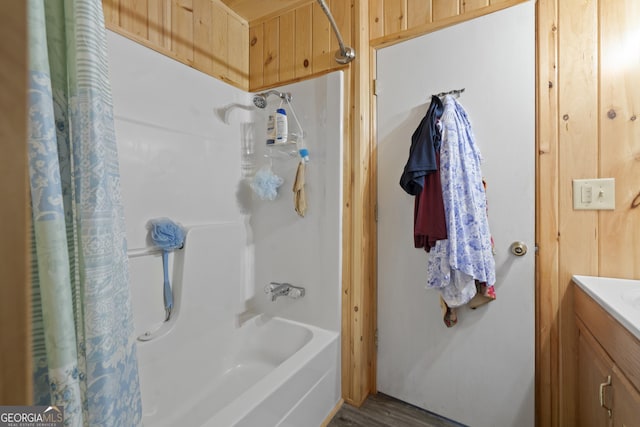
[108,31,342,338]
[107,31,249,336]
[245,73,344,333]
[376,3,535,427]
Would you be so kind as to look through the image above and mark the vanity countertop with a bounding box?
[573,275,640,342]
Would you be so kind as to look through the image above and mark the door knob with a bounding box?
[510,241,528,256]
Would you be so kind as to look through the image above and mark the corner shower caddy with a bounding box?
[252,90,309,163]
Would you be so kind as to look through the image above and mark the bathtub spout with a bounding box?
[270,283,291,301]
[265,282,306,302]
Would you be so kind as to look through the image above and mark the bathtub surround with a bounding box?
[133,224,339,427]
[247,72,344,334]
[108,29,342,426]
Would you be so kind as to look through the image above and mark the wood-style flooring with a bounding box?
[327,393,467,427]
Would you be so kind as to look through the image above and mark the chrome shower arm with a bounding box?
[315,0,356,64]
[252,90,293,108]
[263,90,292,102]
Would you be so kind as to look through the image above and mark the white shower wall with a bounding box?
[107,31,342,338]
[246,73,344,333]
[107,31,248,335]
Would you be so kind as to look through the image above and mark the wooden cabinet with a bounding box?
[575,286,640,427]
[577,326,613,427]
[612,364,640,427]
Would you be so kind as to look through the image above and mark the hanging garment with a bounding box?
[468,179,497,309]
[399,96,447,250]
[414,151,447,251]
[426,95,496,308]
[399,96,444,195]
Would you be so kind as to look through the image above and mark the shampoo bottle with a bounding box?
[275,108,288,144]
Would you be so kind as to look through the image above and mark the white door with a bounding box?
[376,3,535,427]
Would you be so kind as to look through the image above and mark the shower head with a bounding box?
[252,94,268,109]
[251,90,293,109]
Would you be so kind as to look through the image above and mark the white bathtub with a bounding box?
[137,314,339,427]
[131,224,341,426]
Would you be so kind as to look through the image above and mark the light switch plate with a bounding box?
[573,178,615,210]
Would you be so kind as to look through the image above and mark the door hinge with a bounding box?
[373,79,378,96]
[374,328,379,347]
[374,203,378,222]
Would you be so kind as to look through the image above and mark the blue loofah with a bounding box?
[149,218,185,250]
[250,166,284,201]
[148,218,185,321]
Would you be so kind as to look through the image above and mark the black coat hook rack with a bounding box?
[434,88,465,98]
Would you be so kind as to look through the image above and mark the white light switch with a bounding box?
[573,178,615,210]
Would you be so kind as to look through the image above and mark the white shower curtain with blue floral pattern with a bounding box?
[28,0,142,425]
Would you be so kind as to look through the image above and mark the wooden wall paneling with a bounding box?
[220,0,310,23]
[106,0,249,89]
[557,0,599,425]
[211,2,229,78]
[406,0,432,30]
[294,5,313,79]
[163,0,173,46]
[367,43,378,397]
[372,0,525,48]
[383,0,407,36]
[343,0,374,406]
[171,0,194,63]
[369,0,384,40]
[248,0,526,90]
[193,0,214,75]
[337,0,355,408]
[462,0,489,14]
[312,1,332,74]
[103,0,120,27]
[263,18,280,86]
[432,0,460,22]
[249,24,264,89]
[148,0,171,50]
[330,0,352,65]
[536,0,559,425]
[120,0,148,38]
[278,10,296,83]
[341,65,354,408]
[598,0,640,279]
[227,16,248,88]
[0,0,30,405]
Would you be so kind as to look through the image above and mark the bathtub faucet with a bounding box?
[265,282,306,302]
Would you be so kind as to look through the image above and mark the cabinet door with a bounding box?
[578,326,614,427]
[612,365,640,427]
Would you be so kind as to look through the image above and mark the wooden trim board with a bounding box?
[320,398,345,427]
[0,0,31,405]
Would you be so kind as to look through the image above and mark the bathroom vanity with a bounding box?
[573,275,640,426]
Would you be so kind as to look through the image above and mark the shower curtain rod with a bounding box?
[315,0,356,64]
